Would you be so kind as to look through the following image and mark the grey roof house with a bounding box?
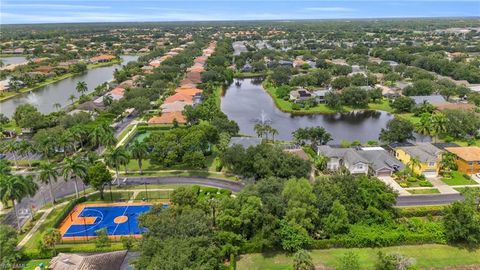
[411,95,446,106]
[289,88,313,102]
[317,145,369,175]
[49,250,128,270]
[357,147,404,176]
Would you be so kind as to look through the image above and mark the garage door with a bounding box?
[376,170,392,177]
[423,171,437,178]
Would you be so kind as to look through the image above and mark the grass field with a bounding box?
[237,244,480,270]
[85,191,134,202]
[407,188,440,195]
[441,171,478,186]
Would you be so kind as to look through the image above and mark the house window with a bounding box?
[428,162,435,167]
[468,161,473,166]
[357,164,363,169]
[477,161,480,165]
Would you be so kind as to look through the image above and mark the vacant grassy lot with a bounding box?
[237,244,480,270]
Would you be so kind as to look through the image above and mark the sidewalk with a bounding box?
[429,177,459,194]
[378,176,410,196]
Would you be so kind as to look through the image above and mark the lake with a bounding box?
[0,56,28,65]
[221,78,395,143]
[1,55,138,117]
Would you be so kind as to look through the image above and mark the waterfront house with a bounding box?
[394,143,442,177]
[316,145,369,175]
[148,111,186,125]
[49,250,128,270]
[241,63,252,72]
[410,95,447,106]
[312,88,332,103]
[164,92,194,104]
[289,88,313,102]
[90,54,116,63]
[357,147,404,176]
[445,147,480,175]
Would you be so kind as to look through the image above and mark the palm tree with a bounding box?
[254,123,266,139]
[38,162,59,204]
[440,152,458,174]
[62,156,87,199]
[1,140,19,167]
[269,127,279,142]
[70,125,87,150]
[407,157,422,175]
[0,174,38,229]
[430,113,448,143]
[314,155,330,172]
[57,132,73,157]
[104,147,129,182]
[415,113,432,141]
[17,140,33,168]
[68,94,76,105]
[129,141,148,174]
[90,124,116,148]
[53,103,62,111]
[76,81,88,96]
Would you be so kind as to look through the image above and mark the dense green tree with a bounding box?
[0,174,38,229]
[85,162,112,200]
[443,191,480,245]
[38,162,59,204]
[292,127,332,148]
[379,117,414,143]
[322,200,350,236]
[0,225,21,266]
[13,104,45,130]
[390,96,415,113]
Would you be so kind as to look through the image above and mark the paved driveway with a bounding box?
[378,176,410,196]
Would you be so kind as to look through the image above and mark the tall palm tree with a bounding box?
[90,124,116,148]
[430,113,448,143]
[129,141,148,174]
[407,157,422,175]
[17,140,33,168]
[38,162,59,204]
[0,174,38,229]
[69,94,76,105]
[70,125,88,150]
[62,156,87,199]
[415,113,432,141]
[57,132,73,157]
[2,140,19,167]
[269,127,279,142]
[53,103,62,111]
[104,147,129,181]
[440,152,458,174]
[76,81,88,96]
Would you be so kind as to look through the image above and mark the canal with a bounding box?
[1,55,138,117]
[221,78,395,143]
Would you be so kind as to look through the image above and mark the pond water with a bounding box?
[221,78,395,143]
[1,55,138,118]
[0,56,28,65]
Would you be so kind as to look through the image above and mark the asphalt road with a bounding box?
[396,193,464,207]
[0,174,467,229]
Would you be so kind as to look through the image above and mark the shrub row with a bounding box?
[398,206,445,217]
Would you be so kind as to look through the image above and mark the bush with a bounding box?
[398,206,445,218]
[407,177,417,182]
[399,182,409,188]
[419,180,433,187]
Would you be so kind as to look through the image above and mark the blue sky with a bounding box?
[1,0,479,24]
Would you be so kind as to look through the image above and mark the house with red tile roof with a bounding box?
[148,111,186,124]
[164,92,194,104]
[90,54,116,63]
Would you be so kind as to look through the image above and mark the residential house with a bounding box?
[284,148,310,161]
[312,88,331,103]
[357,147,404,176]
[148,111,186,125]
[49,250,128,270]
[289,88,313,102]
[278,60,293,67]
[394,143,442,177]
[90,54,116,63]
[316,145,369,175]
[229,137,262,148]
[411,95,447,106]
[445,147,480,175]
[241,63,252,72]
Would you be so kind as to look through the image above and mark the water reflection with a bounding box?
[221,78,394,143]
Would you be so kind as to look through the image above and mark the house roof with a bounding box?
[164,92,193,104]
[445,147,480,161]
[411,95,447,105]
[284,148,310,161]
[397,143,442,163]
[358,148,404,172]
[49,250,127,270]
[148,111,186,124]
[317,145,368,165]
[175,87,203,96]
[160,101,190,112]
[229,137,262,148]
[90,54,116,62]
[434,102,476,111]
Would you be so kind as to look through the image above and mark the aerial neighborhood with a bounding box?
[0,11,480,270]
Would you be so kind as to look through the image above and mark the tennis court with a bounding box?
[59,203,157,240]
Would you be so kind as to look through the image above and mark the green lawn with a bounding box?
[113,183,192,190]
[237,244,480,270]
[85,191,133,202]
[441,171,478,186]
[135,190,171,202]
[454,187,480,193]
[21,259,50,270]
[407,188,440,195]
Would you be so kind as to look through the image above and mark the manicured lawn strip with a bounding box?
[113,184,192,190]
[441,171,478,186]
[85,191,134,202]
[237,244,480,270]
[120,170,238,181]
[134,190,171,202]
[454,187,480,193]
[407,188,440,195]
[23,206,64,250]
